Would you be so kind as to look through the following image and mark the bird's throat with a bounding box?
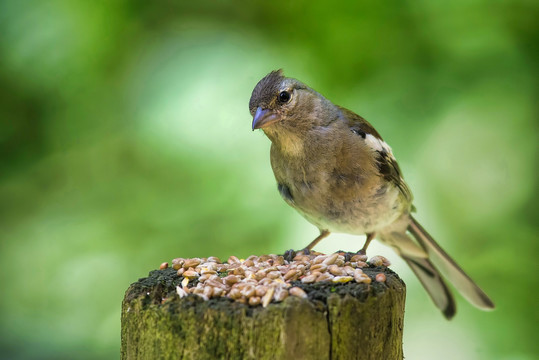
[264,129,304,157]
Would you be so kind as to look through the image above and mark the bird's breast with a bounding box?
[270,144,405,234]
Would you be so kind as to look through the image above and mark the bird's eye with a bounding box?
[278,91,291,103]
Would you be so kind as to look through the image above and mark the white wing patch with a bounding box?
[365,134,393,155]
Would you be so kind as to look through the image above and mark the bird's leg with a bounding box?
[283,230,330,262]
[304,229,330,253]
[357,232,376,255]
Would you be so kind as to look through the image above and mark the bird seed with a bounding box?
[163,252,391,307]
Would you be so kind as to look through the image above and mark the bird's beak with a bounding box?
[252,107,280,130]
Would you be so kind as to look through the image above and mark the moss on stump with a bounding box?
[121,264,405,360]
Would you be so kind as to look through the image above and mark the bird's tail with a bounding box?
[402,255,457,319]
[405,216,495,316]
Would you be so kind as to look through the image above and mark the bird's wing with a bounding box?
[338,106,413,202]
[338,105,383,139]
[375,147,413,202]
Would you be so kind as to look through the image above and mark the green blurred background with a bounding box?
[0,1,537,359]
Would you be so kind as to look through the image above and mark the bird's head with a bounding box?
[249,70,335,134]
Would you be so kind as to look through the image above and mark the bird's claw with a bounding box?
[283,248,311,262]
[341,250,363,262]
[283,249,297,262]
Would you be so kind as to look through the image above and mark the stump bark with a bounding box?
[121,266,405,360]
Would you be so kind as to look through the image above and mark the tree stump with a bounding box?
[121,258,406,360]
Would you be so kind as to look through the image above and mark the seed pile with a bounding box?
[163,252,391,307]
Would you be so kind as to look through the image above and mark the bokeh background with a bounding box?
[1,1,537,359]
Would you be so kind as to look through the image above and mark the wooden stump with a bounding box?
[121,265,406,360]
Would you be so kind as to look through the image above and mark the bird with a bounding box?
[249,69,495,319]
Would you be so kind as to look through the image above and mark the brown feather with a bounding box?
[337,106,383,140]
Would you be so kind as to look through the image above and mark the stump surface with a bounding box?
[121,265,406,360]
